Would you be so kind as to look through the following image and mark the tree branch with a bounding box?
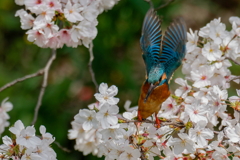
[144,0,154,8]
[54,141,71,153]
[226,57,240,66]
[0,69,44,92]
[144,0,175,11]
[229,76,240,82]
[31,49,57,125]
[88,42,99,92]
[155,0,175,10]
[118,117,185,128]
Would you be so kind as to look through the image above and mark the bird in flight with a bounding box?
[138,8,187,128]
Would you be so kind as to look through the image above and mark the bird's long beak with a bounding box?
[144,83,157,103]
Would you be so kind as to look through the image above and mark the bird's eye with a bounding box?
[158,76,162,82]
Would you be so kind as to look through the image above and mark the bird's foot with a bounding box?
[155,115,161,128]
[137,110,143,121]
[136,111,144,127]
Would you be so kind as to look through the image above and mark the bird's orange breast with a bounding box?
[138,82,171,119]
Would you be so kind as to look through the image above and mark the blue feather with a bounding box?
[140,8,186,85]
[160,18,187,81]
[140,9,162,75]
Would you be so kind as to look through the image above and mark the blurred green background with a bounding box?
[0,0,240,159]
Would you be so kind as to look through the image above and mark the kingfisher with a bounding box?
[137,8,187,127]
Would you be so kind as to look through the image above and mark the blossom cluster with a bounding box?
[69,16,240,160]
[0,120,56,160]
[0,98,13,136]
[15,0,119,49]
[68,83,122,156]
[184,17,240,89]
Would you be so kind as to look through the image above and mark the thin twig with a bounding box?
[144,0,154,8]
[229,76,240,82]
[88,42,99,92]
[225,57,240,82]
[0,69,44,92]
[226,57,240,66]
[140,147,148,160]
[118,117,185,128]
[155,0,175,10]
[31,49,57,125]
[54,141,71,153]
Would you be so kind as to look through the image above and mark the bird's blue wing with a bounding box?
[140,8,162,75]
[160,18,187,81]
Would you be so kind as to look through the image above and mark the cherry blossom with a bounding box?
[0,120,57,160]
[202,42,222,61]
[119,146,141,160]
[0,136,13,151]
[9,120,24,137]
[94,83,119,106]
[160,97,179,118]
[174,78,191,98]
[184,101,208,124]
[15,0,120,49]
[191,66,214,88]
[40,125,55,144]
[96,103,119,129]
[74,109,98,130]
[63,1,84,23]
[168,133,195,155]
[15,9,35,30]
[26,29,47,47]
[225,123,240,143]
[189,124,214,148]
[0,98,13,135]
[21,148,42,160]
[16,126,41,148]
[15,0,24,6]
[67,15,240,160]
[186,29,198,52]
[100,124,125,141]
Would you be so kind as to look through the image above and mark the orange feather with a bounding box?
[138,82,170,119]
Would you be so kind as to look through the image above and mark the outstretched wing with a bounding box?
[160,18,187,80]
[140,8,162,75]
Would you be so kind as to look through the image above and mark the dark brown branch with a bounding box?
[226,57,240,66]
[229,76,240,82]
[118,117,185,128]
[225,57,240,83]
[144,0,154,8]
[0,69,44,92]
[31,49,57,125]
[155,0,175,10]
[54,141,71,153]
[88,42,99,92]
[144,0,175,11]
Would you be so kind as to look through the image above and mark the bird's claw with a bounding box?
[138,110,143,121]
[155,115,161,128]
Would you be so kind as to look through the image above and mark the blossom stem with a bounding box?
[229,76,240,82]
[224,34,237,52]
[155,0,175,10]
[0,69,44,92]
[118,118,185,128]
[140,147,148,160]
[144,0,154,8]
[31,49,57,125]
[53,141,71,153]
[88,42,99,92]
[226,57,240,66]
[149,150,163,158]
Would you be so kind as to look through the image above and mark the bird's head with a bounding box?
[144,67,167,102]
